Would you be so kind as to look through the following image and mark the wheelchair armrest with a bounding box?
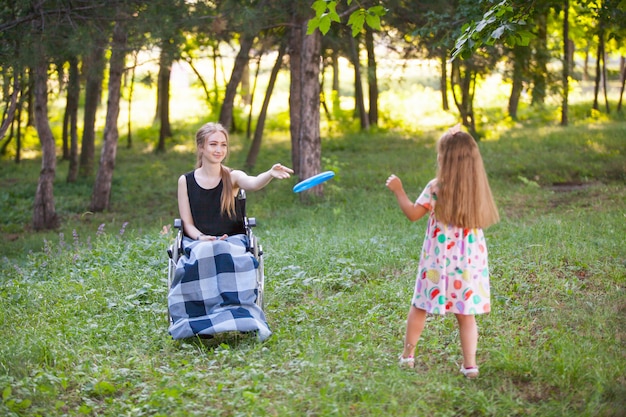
[166,218,184,259]
[246,217,256,228]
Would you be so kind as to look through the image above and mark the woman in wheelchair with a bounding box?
[168,122,292,341]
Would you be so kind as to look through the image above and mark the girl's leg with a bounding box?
[455,314,478,368]
[401,306,427,358]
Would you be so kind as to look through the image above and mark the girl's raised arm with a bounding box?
[386,174,429,222]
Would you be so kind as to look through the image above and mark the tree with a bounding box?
[506,45,531,119]
[295,0,385,195]
[32,51,60,230]
[0,73,19,142]
[155,41,174,152]
[146,0,191,152]
[365,27,378,126]
[90,18,128,212]
[219,33,256,132]
[347,32,368,130]
[245,41,287,170]
[562,0,570,126]
[289,6,322,190]
[65,57,80,182]
[78,35,107,178]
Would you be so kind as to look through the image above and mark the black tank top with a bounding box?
[185,171,245,237]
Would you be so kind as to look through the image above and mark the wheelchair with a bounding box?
[166,189,267,340]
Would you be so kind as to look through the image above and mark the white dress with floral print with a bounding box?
[412,179,491,315]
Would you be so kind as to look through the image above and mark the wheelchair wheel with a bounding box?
[249,234,264,310]
[166,220,184,325]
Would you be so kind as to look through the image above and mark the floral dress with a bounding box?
[412,179,491,315]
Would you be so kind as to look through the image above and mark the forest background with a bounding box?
[0,1,625,416]
[1,0,625,234]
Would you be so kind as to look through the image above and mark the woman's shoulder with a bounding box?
[179,170,195,182]
[228,168,246,181]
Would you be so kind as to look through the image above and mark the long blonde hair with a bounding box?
[435,130,499,229]
[195,122,236,219]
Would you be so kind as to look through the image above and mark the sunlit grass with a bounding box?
[1,53,625,415]
[1,125,625,415]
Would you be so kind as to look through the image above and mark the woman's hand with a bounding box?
[269,163,294,179]
[198,234,228,241]
[385,174,403,193]
[231,163,294,191]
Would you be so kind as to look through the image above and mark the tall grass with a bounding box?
[1,115,625,415]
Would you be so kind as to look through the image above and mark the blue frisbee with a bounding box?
[293,171,335,193]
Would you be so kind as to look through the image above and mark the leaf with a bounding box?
[327,2,341,22]
[306,18,321,35]
[93,381,117,396]
[2,386,11,401]
[517,30,535,45]
[491,26,505,40]
[311,0,328,16]
[365,14,381,30]
[348,10,365,36]
[369,5,387,16]
[319,15,331,35]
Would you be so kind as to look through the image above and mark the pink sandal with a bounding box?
[460,365,479,379]
[398,355,415,369]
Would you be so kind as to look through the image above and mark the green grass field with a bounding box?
[0,112,626,416]
[1,93,625,415]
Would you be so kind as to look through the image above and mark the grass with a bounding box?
[1,108,625,416]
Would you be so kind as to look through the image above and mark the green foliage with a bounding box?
[308,0,386,36]
[1,119,625,416]
[452,0,536,61]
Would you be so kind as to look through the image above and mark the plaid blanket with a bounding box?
[168,234,271,341]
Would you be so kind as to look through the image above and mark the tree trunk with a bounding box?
[331,49,340,114]
[509,45,529,120]
[184,55,212,104]
[561,0,569,126]
[246,55,262,140]
[15,102,22,163]
[79,37,106,178]
[592,38,602,111]
[531,11,548,106]
[245,43,286,171]
[440,50,449,111]
[601,46,609,113]
[211,41,221,112]
[219,34,255,132]
[156,43,173,152]
[289,14,322,196]
[349,34,368,130]
[126,51,138,149]
[365,28,378,127]
[617,56,625,112]
[0,74,19,141]
[451,59,477,137]
[66,57,80,182]
[26,71,34,127]
[319,62,332,121]
[241,60,251,106]
[32,57,59,230]
[90,21,127,212]
[583,47,590,81]
[62,79,69,160]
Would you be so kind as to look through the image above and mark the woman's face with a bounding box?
[200,131,228,164]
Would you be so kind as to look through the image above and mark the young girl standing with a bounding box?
[385,125,499,378]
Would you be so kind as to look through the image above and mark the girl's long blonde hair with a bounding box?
[195,122,237,219]
[435,130,499,229]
